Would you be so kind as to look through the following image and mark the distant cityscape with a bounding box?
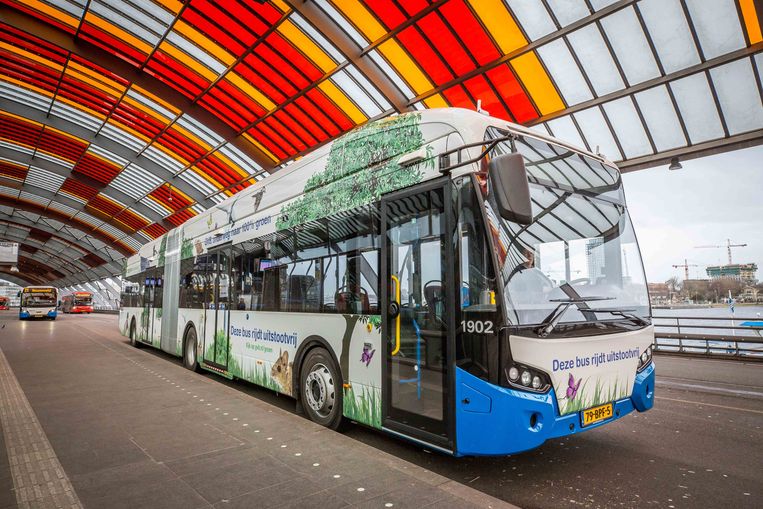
[648,262,760,306]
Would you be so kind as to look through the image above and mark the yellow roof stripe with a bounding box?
[21,0,78,28]
[466,0,527,54]
[740,0,763,44]
[510,52,565,116]
[65,64,126,98]
[271,0,290,14]
[0,41,64,72]
[155,0,183,15]
[56,95,107,121]
[191,166,224,190]
[242,133,279,163]
[378,40,433,94]
[121,95,171,124]
[84,13,152,55]
[278,19,336,73]
[423,94,448,109]
[333,0,386,41]
[170,124,212,152]
[174,20,235,67]
[130,85,180,116]
[318,80,367,124]
[226,72,276,111]
[213,152,249,178]
[104,118,151,144]
[158,41,218,82]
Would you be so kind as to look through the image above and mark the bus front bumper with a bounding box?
[454,363,655,456]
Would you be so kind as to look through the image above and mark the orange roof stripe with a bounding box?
[84,12,153,55]
[225,73,276,111]
[174,20,235,67]
[318,80,367,124]
[0,41,65,71]
[242,133,278,163]
[740,0,763,44]
[466,0,527,54]
[278,19,336,73]
[157,41,218,82]
[17,0,78,29]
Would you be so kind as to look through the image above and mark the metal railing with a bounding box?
[652,315,763,360]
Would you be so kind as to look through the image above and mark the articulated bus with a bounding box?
[61,292,94,313]
[120,109,654,456]
[0,296,9,310]
[20,286,58,320]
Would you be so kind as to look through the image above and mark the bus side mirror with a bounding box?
[488,153,532,225]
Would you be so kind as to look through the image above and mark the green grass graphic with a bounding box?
[560,377,630,415]
[343,385,381,429]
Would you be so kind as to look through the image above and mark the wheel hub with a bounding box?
[304,363,335,418]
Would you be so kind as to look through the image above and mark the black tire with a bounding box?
[183,327,200,372]
[129,319,141,348]
[300,348,344,430]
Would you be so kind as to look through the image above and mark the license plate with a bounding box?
[581,403,613,427]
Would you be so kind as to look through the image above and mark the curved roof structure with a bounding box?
[0,0,761,286]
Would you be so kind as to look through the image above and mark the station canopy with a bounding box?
[0,0,761,286]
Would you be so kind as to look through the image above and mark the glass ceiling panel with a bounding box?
[600,7,660,85]
[602,97,652,158]
[756,53,763,84]
[669,73,725,144]
[546,115,587,148]
[567,24,625,96]
[506,0,556,41]
[537,39,593,105]
[634,85,687,151]
[684,0,746,60]
[546,0,590,28]
[573,106,622,161]
[108,163,162,200]
[25,167,66,193]
[637,0,700,74]
[710,58,763,135]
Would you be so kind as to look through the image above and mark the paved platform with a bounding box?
[0,313,513,509]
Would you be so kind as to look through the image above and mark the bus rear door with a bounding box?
[381,179,455,452]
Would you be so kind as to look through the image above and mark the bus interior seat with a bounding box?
[287,275,317,312]
[335,287,369,314]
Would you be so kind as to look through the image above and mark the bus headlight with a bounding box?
[508,367,519,381]
[504,363,551,393]
[637,345,653,372]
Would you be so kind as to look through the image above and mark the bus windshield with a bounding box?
[485,132,650,328]
[22,291,56,308]
[74,295,92,306]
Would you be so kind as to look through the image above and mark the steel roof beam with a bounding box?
[527,44,763,126]
[0,196,133,256]
[0,212,121,264]
[1,102,215,210]
[2,147,174,229]
[285,0,411,113]
[0,271,36,286]
[618,129,763,172]
[0,8,276,173]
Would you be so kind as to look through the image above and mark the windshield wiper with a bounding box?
[586,307,650,327]
[536,296,614,337]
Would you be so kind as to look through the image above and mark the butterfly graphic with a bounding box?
[360,345,376,367]
[566,373,582,400]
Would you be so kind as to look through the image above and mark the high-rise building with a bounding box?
[706,263,758,284]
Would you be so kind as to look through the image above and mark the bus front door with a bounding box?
[204,248,230,370]
[381,180,454,451]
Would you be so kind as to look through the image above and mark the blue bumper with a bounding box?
[19,311,29,319]
[454,363,655,456]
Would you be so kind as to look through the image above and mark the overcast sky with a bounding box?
[622,145,763,283]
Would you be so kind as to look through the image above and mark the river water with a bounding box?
[652,305,763,356]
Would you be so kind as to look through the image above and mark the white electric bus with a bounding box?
[120,108,654,456]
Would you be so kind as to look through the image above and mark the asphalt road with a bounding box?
[4,312,762,508]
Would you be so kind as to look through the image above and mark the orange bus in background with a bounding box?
[0,296,9,310]
[61,292,93,314]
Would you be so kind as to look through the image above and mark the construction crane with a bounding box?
[695,239,747,265]
[672,259,699,280]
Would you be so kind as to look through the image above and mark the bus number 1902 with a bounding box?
[461,320,494,334]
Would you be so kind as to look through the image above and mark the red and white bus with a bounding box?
[0,296,9,310]
[61,292,94,314]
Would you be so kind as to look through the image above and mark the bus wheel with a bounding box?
[300,348,344,430]
[183,327,200,372]
[129,319,141,348]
